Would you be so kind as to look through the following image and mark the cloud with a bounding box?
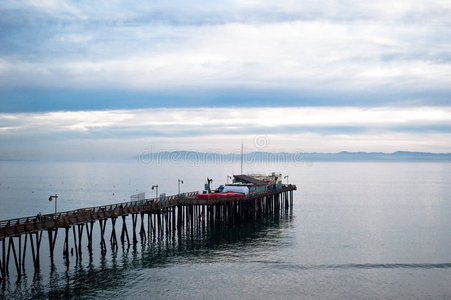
[0,1,450,159]
[1,21,450,96]
[1,107,450,160]
[0,0,450,107]
[2,107,451,136]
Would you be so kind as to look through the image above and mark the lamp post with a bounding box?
[48,194,58,219]
[152,184,159,201]
[178,179,184,195]
[284,175,289,185]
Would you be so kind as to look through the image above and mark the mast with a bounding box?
[240,143,243,174]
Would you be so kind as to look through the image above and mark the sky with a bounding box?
[1,0,451,160]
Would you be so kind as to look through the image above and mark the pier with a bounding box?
[0,185,296,282]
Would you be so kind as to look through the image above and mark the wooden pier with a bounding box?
[0,185,296,282]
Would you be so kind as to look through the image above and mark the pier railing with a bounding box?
[0,191,199,238]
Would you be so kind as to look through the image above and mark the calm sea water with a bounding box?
[1,160,451,299]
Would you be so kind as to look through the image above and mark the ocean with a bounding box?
[1,160,451,299]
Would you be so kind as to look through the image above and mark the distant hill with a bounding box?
[138,151,451,162]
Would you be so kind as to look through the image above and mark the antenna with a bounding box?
[240,143,243,175]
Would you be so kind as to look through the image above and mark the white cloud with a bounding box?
[1,2,451,94]
[1,107,450,160]
[26,0,85,17]
[1,107,450,135]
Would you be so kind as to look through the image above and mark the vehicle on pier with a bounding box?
[195,173,284,200]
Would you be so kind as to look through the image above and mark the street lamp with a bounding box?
[152,184,159,201]
[178,179,184,195]
[284,175,289,185]
[48,194,58,219]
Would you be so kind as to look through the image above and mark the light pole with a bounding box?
[49,194,58,219]
[178,179,184,195]
[284,175,289,185]
[152,184,159,201]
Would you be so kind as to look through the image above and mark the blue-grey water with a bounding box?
[1,160,451,299]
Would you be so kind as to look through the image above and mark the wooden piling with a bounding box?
[47,229,58,263]
[87,221,94,253]
[110,218,118,249]
[120,215,130,245]
[72,226,78,260]
[8,238,19,277]
[99,220,107,253]
[1,238,5,280]
[0,240,4,281]
[63,227,69,263]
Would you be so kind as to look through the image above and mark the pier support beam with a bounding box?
[139,212,146,242]
[110,218,118,249]
[72,226,79,260]
[1,238,5,281]
[47,229,58,264]
[21,234,27,273]
[29,231,42,273]
[131,214,138,244]
[6,237,20,278]
[99,220,107,254]
[86,222,94,254]
[77,224,84,258]
[63,227,69,263]
[120,215,130,245]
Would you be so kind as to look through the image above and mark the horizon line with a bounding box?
[2,150,451,163]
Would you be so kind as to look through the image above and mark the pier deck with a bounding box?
[0,185,296,282]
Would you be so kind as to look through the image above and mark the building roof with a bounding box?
[233,174,267,186]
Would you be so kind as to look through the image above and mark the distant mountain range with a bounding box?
[138,151,451,162]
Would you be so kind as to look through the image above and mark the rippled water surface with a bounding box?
[1,160,451,299]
